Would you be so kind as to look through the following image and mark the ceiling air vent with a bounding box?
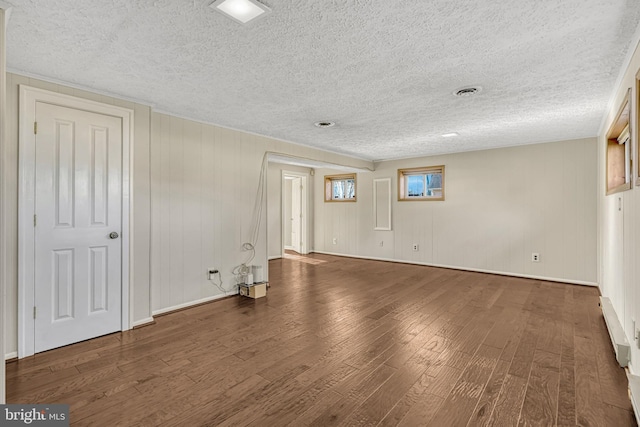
[314,121,335,128]
[454,86,482,97]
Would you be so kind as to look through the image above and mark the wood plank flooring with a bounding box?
[7,254,637,426]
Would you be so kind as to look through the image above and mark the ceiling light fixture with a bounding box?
[453,86,482,97]
[314,121,336,128]
[210,0,271,25]
[442,132,459,138]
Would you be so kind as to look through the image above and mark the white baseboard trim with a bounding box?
[5,351,17,361]
[600,296,630,367]
[629,374,640,426]
[284,246,295,250]
[152,291,238,317]
[132,317,155,328]
[311,250,598,287]
[268,255,282,260]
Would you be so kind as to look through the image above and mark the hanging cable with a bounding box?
[233,152,269,283]
[208,270,231,295]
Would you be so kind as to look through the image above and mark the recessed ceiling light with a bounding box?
[442,132,459,137]
[453,86,482,97]
[210,0,271,25]
[314,121,335,128]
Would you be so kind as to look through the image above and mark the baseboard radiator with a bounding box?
[630,375,640,426]
[599,296,630,367]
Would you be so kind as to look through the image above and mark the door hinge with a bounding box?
[33,306,36,319]
[33,214,37,227]
[34,121,37,135]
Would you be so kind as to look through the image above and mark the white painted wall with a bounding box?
[266,164,313,259]
[598,39,640,375]
[150,114,266,311]
[150,114,364,313]
[316,138,598,285]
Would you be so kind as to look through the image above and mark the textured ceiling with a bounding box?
[6,0,640,161]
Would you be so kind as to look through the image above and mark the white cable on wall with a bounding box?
[232,152,269,283]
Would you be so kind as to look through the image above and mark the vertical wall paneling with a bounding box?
[4,72,373,354]
[598,38,640,376]
[316,138,598,286]
[150,115,358,313]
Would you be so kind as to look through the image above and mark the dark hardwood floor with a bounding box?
[7,254,637,426]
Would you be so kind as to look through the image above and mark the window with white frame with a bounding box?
[324,173,356,202]
[398,166,444,201]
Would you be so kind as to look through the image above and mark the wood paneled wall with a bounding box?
[3,75,371,356]
[598,39,640,377]
[315,138,598,286]
[149,113,366,314]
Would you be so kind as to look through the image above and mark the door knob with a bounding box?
[109,232,119,239]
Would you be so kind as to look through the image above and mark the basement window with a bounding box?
[606,88,632,195]
[325,174,356,202]
[398,166,445,201]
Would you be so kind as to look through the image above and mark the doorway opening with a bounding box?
[282,171,308,256]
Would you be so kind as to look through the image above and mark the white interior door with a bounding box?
[34,101,123,353]
[291,177,302,253]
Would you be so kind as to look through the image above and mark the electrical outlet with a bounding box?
[531,253,540,262]
[412,243,419,251]
[380,241,384,247]
[332,237,337,245]
[207,268,218,280]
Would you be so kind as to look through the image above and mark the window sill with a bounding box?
[606,182,632,196]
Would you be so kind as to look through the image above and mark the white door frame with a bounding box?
[290,176,302,253]
[281,170,309,256]
[18,85,133,358]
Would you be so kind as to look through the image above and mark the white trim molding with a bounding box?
[18,85,134,358]
[281,170,310,257]
[312,251,599,287]
[152,292,237,317]
[599,296,630,367]
[630,374,640,426]
[132,317,155,328]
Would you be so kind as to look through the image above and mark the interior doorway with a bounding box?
[282,171,308,256]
